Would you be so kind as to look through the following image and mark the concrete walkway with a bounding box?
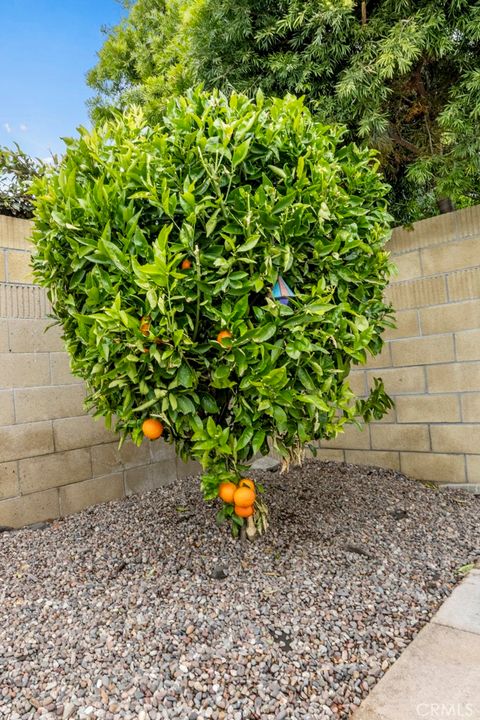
[354,569,480,720]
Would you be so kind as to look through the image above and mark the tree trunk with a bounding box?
[437,197,455,214]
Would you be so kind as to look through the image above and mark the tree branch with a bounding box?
[361,1,367,26]
[389,129,423,156]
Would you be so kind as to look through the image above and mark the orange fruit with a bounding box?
[234,505,254,518]
[142,418,164,440]
[216,330,232,345]
[238,478,255,491]
[140,316,151,336]
[218,481,237,504]
[233,486,256,507]
[181,259,192,270]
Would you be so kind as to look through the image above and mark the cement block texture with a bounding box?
[53,415,116,451]
[8,318,63,352]
[6,250,34,283]
[0,462,18,500]
[91,440,150,476]
[0,353,50,389]
[19,448,92,494]
[0,421,54,462]
[0,390,15,426]
[14,384,86,423]
[125,460,177,495]
[49,353,83,385]
[59,474,124,516]
[0,489,60,528]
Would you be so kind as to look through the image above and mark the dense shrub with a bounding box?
[32,89,394,531]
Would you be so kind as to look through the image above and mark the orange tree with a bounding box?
[32,88,394,535]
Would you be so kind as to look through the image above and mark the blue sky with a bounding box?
[0,0,125,159]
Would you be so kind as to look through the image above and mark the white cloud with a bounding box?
[19,123,28,132]
[3,123,11,133]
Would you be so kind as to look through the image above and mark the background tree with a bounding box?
[87,0,198,123]
[32,89,393,535]
[0,145,46,219]
[188,0,480,223]
[88,0,480,224]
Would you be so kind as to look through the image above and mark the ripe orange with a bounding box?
[239,478,255,491]
[218,481,237,504]
[234,505,254,518]
[140,316,151,336]
[233,486,256,507]
[216,330,232,345]
[181,259,192,270]
[142,418,164,440]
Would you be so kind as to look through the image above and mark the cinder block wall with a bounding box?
[1,205,479,526]
[0,215,198,528]
[319,205,480,489]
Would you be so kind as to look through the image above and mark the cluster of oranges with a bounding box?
[218,478,256,518]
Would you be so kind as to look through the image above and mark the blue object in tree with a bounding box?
[273,276,295,305]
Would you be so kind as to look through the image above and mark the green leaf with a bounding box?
[251,324,276,343]
[252,430,266,454]
[178,362,195,388]
[98,237,129,274]
[272,405,288,430]
[206,209,220,237]
[237,426,254,450]
[232,139,251,167]
[300,394,330,412]
[268,165,287,179]
[237,234,260,252]
[177,395,195,414]
[305,303,335,316]
[133,396,159,412]
[207,416,217,437]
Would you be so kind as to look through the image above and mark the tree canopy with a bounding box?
[86,0,197,123]
[88,0,480,224]
[32,89,393,533]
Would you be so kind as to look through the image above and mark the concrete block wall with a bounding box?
[319,205,480,488]
[0,215,199,528]
[1,203,479,525]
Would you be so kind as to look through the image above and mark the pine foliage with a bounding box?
[87,0,480,223]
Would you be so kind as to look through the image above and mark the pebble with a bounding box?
[0,459,477,720]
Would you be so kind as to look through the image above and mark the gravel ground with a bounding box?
[0,459,479,720]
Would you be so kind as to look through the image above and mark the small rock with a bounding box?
[391,509,408,520]
[26,521,50,531]
[212,565,228,580]
[63,703,75,719]
[250,456,280,472]
[342,543,372,559]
